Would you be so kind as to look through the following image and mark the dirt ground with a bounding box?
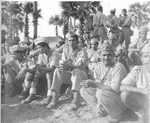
[1,94,144,123]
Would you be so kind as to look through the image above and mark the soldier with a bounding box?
[119,9,133,52]
[93,5,107,43]
[2,45,27,97]
[107,9,121,49]
[20,38,58,104]
[80,42,128,123]
[40,33,88,110]
[120,42,150,123]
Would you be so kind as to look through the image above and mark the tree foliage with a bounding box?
[129,1,150,28]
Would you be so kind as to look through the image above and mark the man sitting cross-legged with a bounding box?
[80,42,128,123]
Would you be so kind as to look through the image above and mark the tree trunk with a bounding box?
[24,13,29,42]
[33,1,38,39]
[56,25,58,36]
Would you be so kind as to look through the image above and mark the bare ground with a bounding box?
[1,95,144,123]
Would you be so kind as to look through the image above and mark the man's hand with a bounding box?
[80,79,97,88]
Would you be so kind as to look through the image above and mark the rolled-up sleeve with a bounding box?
[111,63,128,92]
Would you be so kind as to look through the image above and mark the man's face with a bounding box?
[102,53,114,66]
[68,37,78,49]
[90,40,98,50]
[37,44,45,54]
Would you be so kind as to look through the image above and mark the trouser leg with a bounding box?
[46,72,54,96]
[71,69,88,91]
[80,87,97,107]
[121,91,149,122]
[50,68,71,95]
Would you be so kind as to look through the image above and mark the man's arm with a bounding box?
[111,63,128,93]
[120,85,149,95]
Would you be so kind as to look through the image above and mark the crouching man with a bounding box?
[80,42,128,123]
[120,42,150,123]
[2,45,27,97]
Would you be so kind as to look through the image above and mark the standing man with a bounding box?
[93,5,107,43]
[107,9,121,49]
[80,42,128,123]
[119,9,133,52]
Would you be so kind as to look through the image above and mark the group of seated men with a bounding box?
[2,32,150,123]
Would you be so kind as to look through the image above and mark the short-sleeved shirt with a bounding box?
[93,12,107,26]
[93,62,127,92]
[122,66,150,89]
[107,15,119,28]
[4,55,26,74]
[119,15,132,28]
[61,44,88,71]
[87,49,100,63]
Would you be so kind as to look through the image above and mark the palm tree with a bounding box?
[32,1,42,39]
[60,2,93,39]
[49,15,63,36]
[129,2,150,29]
[2,1,24,45]
[24,2,33,41]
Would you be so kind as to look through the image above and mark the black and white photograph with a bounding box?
[1,0,150,123]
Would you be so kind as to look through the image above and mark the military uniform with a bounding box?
[119,14,132,50]
[3,45,27,97]
[93,11,107,42]
[80,43,128,122]
[121,43,150,123]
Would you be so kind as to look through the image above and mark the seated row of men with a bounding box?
[2,33,150,123]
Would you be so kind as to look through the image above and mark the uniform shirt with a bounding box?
[93,62,127,92]
[107,15,119,28]
[119,15,132,28]
[61,44,88,71]
[122,66,150,89]
[4,55,26,74]
[93,11,107,26]
[86,49,100,63]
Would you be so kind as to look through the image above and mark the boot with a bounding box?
[46,90,58,109]
[68,91,80,110]
[21,94,37,104]
[40,96,52,106]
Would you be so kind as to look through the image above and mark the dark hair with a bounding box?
[70,34,79,44]
[97,5,103,12]
[110,9,116,15]
[122,9,127,13]
[37,42,50,49]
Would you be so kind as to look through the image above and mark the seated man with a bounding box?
[87,37,100,63]
[120,42,150,123]
[41,33,88,110]
[2,45,27,97]
[87,38,100,78]
[20,38,56,104]
[80,42,128,123]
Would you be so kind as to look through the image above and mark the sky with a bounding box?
[19,0,149,39]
